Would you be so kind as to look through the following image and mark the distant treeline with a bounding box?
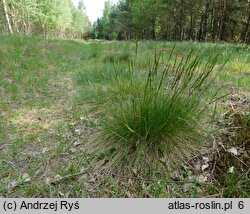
[0,0,91,38]
[92,0,250,43]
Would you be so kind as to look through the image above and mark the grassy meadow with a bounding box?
[0,34,249,197]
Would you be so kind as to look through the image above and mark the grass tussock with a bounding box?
[87,50,224,175]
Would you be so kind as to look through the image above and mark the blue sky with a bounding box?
[72,0,119,23]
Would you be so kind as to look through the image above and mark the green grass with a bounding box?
[88,51,224,175]
[0,34,249,197]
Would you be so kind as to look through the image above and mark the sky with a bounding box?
[72,0,119,23]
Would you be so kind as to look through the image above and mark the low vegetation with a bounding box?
[0,34,249,197]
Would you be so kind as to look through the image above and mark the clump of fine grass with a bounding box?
[90,50,225,176]
[103,52,131,64]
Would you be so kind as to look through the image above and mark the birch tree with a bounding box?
[2,0,13,34]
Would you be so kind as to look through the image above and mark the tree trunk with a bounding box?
[188,10,194,40]
[2,0,13,34]
[151,15,156,40]
[217,0,227,41]
[241,3,250,43]
[211,0,218,41]
[203,0,210,41]
[179,0,185,41]
[198,15,203,42]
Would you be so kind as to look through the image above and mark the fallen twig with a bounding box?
[50,170,88,185]
[0,160,21,176]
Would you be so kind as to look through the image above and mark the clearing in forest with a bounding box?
[0,35,249,197]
